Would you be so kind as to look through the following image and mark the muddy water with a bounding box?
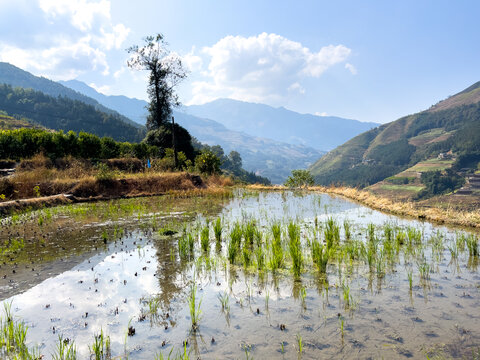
[1,190,479,359]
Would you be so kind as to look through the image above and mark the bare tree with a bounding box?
[127,34,187,131]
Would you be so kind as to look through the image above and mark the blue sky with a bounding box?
[0,0,479,123]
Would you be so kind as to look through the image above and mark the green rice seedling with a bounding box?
[270,230,284,271]
[244,220,256,246]
[271,223,281,245]
[255,245,266,270]
[213,218,222,245]
[89,329,111,360]
[101,230,108,244]
[52,335,77,360]
[227,223,243,263]
[367,223,376,244]
[200,225,210,252]
[383,223,393,244]
[343,220,352,242]
[456,232,467,252]
[254,227,263,248]
[407,270,413,291]
[407,227,422,245]
[296,333,303,355]
[342,283,350,309]
[0,302,43,359]
[288,222,303,276]
[376,251,385,278]
[300,286,307,309]
[448,242,459,260]
[417,259,431,281]
[217,291,230,312]
[466,235,479,257]
[187,233,195,255]
[242,245,252,268]
[324,218,340,249]
[178,235,190,259]
[312,240,328,273]
[339,317,344,339]
[227,239,238,264]
[365,242,377,270]
[280,341,285,354]
[189,278,202,331]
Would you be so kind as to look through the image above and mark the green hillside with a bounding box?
[0,62,141,129]
[0,84,145,143]
[310,81,480,187]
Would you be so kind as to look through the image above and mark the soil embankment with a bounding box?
[0,172,206,215]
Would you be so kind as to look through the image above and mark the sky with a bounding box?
[0,0,479,124]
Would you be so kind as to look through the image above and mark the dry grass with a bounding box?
[312,185,480,229]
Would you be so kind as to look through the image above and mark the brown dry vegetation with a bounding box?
[0,154,235,214]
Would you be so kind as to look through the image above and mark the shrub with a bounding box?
[195,150,221,175]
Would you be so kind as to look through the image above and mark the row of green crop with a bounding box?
[0,128,158,160]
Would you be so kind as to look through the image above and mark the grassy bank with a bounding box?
[0,165,233,215]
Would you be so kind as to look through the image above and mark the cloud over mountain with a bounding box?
[188,32,352,105]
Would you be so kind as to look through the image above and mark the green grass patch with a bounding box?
[379,184,424,192]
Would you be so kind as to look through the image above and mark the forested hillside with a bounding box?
[0,84,145,142]
[310,82,480,187]
[0,62,141,128]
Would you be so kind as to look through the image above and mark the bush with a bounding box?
[284,170,315,188]
[195,150,221,175]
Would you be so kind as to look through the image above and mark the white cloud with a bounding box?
[89,82,111,95]
[0,0,130,80]
[345,63,357,75]
[182,47,203,72]
[315,111,328,117]
[187,33,352,105]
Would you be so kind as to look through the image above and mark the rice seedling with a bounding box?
[255,245,266,270]
[0,301,32,359]
[367,223,376,244]
[288,222,303,276]
[227,223,243,263]
[51,335,77,360]
[417,258,431,281]
[342,283,350,309]
[189,277,202,331]
[218,291,230,312]
[200,225,210,252]
[242,245,252,268]
[324,218,340,249]
[339,316,344,339]
[270,225,284,271]
[296,333,303,355]
[300,286,307,309]
[407,270,413,291]
[407,227,422,245]
[89,329,111,360]
[312,240,329,273]
[244,220,256,246]
[466,235,479,257]
[213,218,222,245]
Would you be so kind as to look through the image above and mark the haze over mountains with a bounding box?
[186,99,379,151]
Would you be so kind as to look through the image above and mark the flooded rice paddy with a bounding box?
[1,190,479,359]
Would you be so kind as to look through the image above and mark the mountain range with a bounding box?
[309,81,480,189]
[0,62,380,183]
